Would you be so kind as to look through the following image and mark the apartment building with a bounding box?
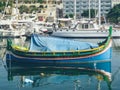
[62,0,112,18]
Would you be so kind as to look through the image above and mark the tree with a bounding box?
[69,14,74,18]
[64,14,68,18]
[107,4,120,24]
[24,0,31,3]
[39,5,44,8]
[45,5,47,8]
[0,2,6,12]
[19,5,29,14]
[81,9,96,18]
[29,5,38,13]
[38,0,43,3]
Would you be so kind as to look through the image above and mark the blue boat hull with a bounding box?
[6,47,112,71]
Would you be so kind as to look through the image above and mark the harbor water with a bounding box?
[0,38,120,90]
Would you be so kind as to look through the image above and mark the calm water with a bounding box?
[0,38,120,90]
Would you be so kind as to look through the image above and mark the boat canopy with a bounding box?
[29,34,99,52]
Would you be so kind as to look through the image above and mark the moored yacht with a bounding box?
[50,18,120,38]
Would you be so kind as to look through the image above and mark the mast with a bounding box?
[95,0,97,18]
[74,0,76,22]
[98,0,101,27]
[14,0,19,20]
[16,0,18,13]
[89,0,91,20]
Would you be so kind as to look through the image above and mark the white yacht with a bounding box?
[0,17,33,38]
[50,18,120,38]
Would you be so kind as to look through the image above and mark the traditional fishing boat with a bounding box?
[6,26,112,67]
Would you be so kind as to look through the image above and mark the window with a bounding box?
[66,6,69,8]
[66,2,69,4]
[77,10,79,12]
[66,10,69,12]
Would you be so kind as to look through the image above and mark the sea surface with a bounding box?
[0,38,120,90]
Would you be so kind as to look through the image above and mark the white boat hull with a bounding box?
[51,29,120,38]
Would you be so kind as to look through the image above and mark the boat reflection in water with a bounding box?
[6,60,111,90]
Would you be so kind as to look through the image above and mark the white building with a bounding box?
[62,0,112,18]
